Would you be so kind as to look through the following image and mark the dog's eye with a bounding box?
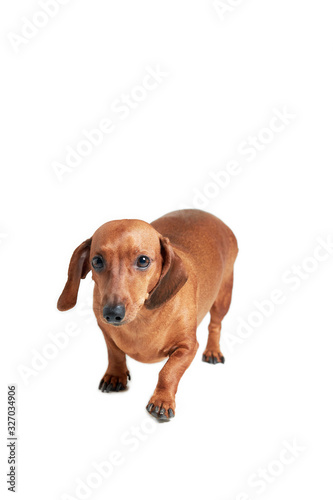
[92,256,104,270]
[136,255,150,269]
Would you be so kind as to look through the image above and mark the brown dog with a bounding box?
[57,209,238,421]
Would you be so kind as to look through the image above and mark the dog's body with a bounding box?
[58,209,238,421]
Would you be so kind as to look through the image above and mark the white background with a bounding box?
[1,1,332,499]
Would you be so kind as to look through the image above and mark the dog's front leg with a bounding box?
[98,325,130,393]
[146,339,198,421]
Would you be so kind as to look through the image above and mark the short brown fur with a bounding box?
[57,209,238,421]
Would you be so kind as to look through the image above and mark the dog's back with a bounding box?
[151,209,238,322]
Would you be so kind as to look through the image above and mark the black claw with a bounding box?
[150,406,160,418]
[158,408,169,422]
[106,384,112,393]
[213,356,218,364]
[221,356,225,364]
[208,356,213,363]
[101,382,108,392]
[202,354,206,361]
[127,373,131,381]
[147,405,174,421]
[158,413,169,422]
[115,382,123,392]
[99,379,104,390]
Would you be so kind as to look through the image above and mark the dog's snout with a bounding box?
[103,304,126,324]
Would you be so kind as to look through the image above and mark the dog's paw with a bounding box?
[202,350,225,364]
[98,371,130,393]
[146,394,175,422]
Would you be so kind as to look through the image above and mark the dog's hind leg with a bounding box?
[202,270,234,364]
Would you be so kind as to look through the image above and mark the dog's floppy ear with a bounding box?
[57,238,92,311]
[145,236,188,310]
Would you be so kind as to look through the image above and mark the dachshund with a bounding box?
[57,209,238,421]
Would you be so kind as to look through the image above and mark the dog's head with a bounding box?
[57,220,188,326]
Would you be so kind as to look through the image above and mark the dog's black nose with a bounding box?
[103,304,126,324]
